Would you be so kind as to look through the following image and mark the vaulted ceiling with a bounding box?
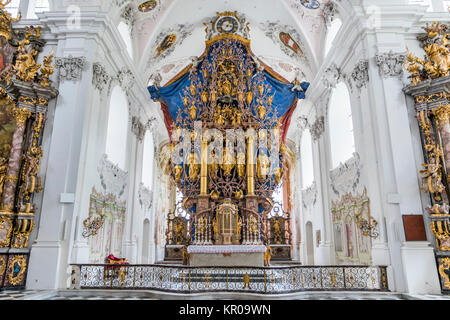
[132,0,334,85]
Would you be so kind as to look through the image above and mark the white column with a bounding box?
[122,124,139,262]
[315,130,335,265]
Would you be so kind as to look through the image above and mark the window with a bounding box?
[175,188,190,219]
[118,21,133,58]
[105,86,129,169]
[142,130,154,189]
[4,0,20,17]
[328,82,355,169]
[324,18,342,56]
[300,129,314,188]
[269,182,284,218]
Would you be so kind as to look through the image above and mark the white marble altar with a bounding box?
[187,245,266,267]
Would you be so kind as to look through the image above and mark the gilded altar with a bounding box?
[0,2,58,290]
[153,11,307,266]
[404,21,450,294]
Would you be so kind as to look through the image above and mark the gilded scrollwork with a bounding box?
[0,215,12,247]
[438,257,450,290]
[405,22,449,86]
[0,0,21,41]
[7,255,26,286]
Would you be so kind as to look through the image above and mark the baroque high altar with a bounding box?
[149,11,309,266]
[0,0,449,297]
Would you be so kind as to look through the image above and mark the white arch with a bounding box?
[118,21,133,58]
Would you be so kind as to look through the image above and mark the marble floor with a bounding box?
[0,289,449,300]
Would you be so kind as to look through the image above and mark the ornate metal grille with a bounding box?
[71,264,389,294]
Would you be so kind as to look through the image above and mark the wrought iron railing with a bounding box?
[70,264,389,294]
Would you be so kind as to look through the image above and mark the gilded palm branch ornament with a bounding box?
[148,12,309,247]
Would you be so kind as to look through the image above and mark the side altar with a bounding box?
[149,12,308,267]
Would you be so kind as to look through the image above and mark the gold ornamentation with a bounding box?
[187,153,200,180]
[7,255,26,286]
[264,246,272,266]
[12,108,31,124]
[405,22,449,85]
[438,257,450,289]
[430,220,450,251]
[0,0,21,41]
[39,48,55,87]
[13,26,42,82]
[417,109,446,199]
[272,217,283,244]
[0,215,13,247]
[243,272,251,289]
[174,219,185,245]
[154,33,177,59]
[0,255,5,274]
[82,207,105,238]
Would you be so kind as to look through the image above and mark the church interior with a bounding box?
[0,0,449,300]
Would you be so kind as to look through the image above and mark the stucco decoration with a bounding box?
[97,154,128,198]
[131,116,146,142]
[330,153,361,197]
[92,62,112,94]
[138,182,153,211]
[323,1,339,27]
[55,56,87,82]
[302,181,317,208]
[310,116,325,141]
[260,21,309,63]
[350,60,370,90]
[148,24,195,65]
[117,67,135,94]
[375,51,406,79]
[121,4,135,29]
[321,63,342,89]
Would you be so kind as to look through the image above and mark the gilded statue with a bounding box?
[405,22,450,85]
[257,154,270,179]
[420,154,446,194]
[236,152,245,177]
[212,217,218,239]
[182,245,189,265]
[187,153,200,180]
[173,164,182,181]
[13,27,43,82]
[264,246,272,266]
[174,220,185,245]
[249,215,258,234]
[272,218,283,244]
[221,149,234,176]
[236,216,242,238]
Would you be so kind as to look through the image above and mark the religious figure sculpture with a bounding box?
[264,246,272,266]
